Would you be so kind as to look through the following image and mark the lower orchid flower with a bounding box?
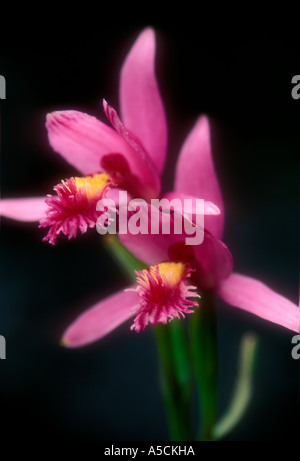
[61,221,232,347]
[118,205,299,334]
[62,258,200,347]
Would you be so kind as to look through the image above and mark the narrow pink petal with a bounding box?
[217,272,299,332]
[162,191,221,216]
[62,288,139,347]
[119,27,167,174]
[46,110,141,176]
[175,116,224,239]
[103,100,160,199]
[0,197,47,222]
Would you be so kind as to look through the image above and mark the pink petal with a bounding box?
[217,272,299,332]
[162,191,221,216]
[192,232,233,290]
[118,204,174,264]
[175,116,224,239]
[46,110,131,175]
[119,27,167,175]
[46,111,130,172]
[119,204,233,290]
[62,287,139,347]
[47,109,160,199]
[103,100,160,199]
[0,197,47,222]
[119,228,169,266]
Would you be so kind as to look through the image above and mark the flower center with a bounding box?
[73,173,110,200]
[131,262,200,332]
[156,262,186,287]
[39,172,112,245]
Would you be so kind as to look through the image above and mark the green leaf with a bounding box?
[213,332,259,440]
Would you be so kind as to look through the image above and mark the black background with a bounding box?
[0,20,299,442]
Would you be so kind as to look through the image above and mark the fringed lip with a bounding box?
[39,173,113,245]
[129,262,200,332]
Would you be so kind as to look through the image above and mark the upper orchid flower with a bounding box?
[0,29,167,243]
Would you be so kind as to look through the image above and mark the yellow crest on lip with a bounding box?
[73,173,110,200]
[157,262,186,287]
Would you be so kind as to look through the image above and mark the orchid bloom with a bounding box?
[1,29,298,347]
[0,28,218,337]
[61,111,298,347]
[0,29,167,244]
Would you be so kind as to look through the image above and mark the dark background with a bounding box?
[0,22,299,442]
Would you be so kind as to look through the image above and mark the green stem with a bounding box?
[155,323,193,441]
[190,291,217,441]
[103,234,146,280]
[169,320,193,403]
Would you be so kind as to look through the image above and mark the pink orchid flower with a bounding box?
[0,27,219,335]
[0,28,218,245]
[1,29,298,346]
[0,29,168,243]
[62,111,298,347]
